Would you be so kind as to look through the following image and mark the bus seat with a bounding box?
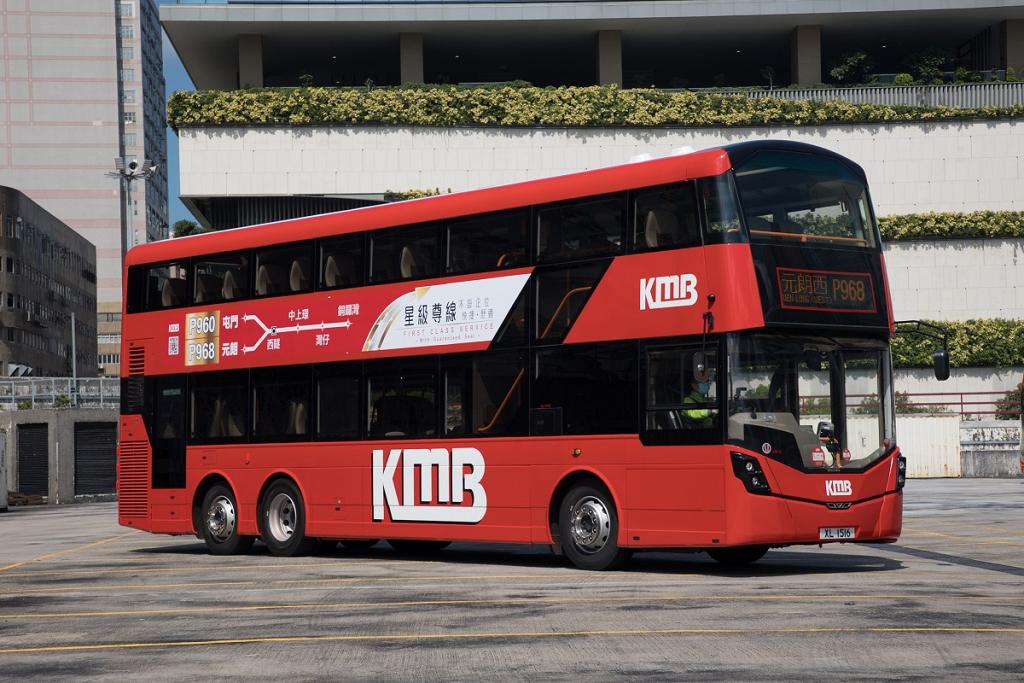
[285,399,308,435]
[194,274,220,304]
[161,278,185,307]
[645,209,678,248]
[323,255,340,288]
[289,259,309,292]
[400,246,418,279]
[222,270,240,300]
[255,264,285,296]
[324,254,357,288]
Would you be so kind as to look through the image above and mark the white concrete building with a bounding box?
[0,0,168,376]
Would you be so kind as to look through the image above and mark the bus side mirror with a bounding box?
[932,349,950,381]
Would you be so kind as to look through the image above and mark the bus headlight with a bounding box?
[731,452,771,495]
[896,454,907,491]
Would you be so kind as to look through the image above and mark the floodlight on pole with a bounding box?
[106,156,158,258]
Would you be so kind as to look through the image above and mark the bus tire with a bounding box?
[386,539,451,554]
[340,539,380,551]
[707,545,769,566]
[200,484,254,556]
[258,479,315,557]
[558,482,631,571]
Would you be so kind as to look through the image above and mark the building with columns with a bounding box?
[0,0,169,377]
[164,1,1024,91]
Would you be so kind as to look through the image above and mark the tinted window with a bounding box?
[252,366,311,440]
[537,195,623,263]
[444,351,527,437]
[255,243,313,297]
[367,363,437,438]
[152,375,186,488]
[733,151,877,247]
[320,235,363,289]
[535,262,607,343]
[316,365,361,440]
[369,225,439,282]
[144,262,188,310]
[190,370,247,441]
[634,183,700,250]
[699,174,744,244]
[532,343,637,435]
[447,210,528,273]
[193,251,249,304]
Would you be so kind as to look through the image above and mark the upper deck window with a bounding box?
[734,151,878,248]
[144,262,188,310]
[633,182,701,251]
[255,242,312,297]
[446,210,528,274]
[369,224,439,283]
[193,251,249,305]
[537,194,624,263]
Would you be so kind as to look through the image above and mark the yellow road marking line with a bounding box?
[0,532,141,574]
[3,626,1023,655]
[7,592,1024,620]
[1,573,591,596]
[0,560,409,580]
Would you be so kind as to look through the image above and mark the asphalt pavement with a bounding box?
[1,479,1022,681]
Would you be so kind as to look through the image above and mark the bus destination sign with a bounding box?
[776,267,876,313]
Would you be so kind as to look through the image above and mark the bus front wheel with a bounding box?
[558,482,631,571]
[706,545,769,566]
[200,485,254,556]
[258,479,315,557]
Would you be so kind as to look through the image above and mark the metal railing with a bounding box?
[0,378,120,410]
[800,391,1022,420]
[743,82,1024,109]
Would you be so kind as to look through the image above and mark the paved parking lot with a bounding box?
[1,479,1022,680]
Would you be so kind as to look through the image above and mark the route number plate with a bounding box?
[819,527,855,540]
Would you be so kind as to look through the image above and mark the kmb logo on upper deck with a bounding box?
[640,274,698,311]
[372,447,487,523]
[825,479,853,497]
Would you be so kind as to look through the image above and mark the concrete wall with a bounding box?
[885,238,1024,321]
[178,119,1024,216]
[960,420,1022,477]
[0,407,118,504]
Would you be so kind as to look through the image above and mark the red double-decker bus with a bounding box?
[118,141,932,570]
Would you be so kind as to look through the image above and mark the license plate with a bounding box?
[819,527,855,540]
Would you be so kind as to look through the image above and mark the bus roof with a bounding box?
[128,140,854,267]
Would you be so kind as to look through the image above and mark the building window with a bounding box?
[119,24,134,39]
[122,133,136,148]
[118,2,134,18]
[120,67,135,82]
[122,89,135,104]
[123,111,136,125]
[120,46,134,61]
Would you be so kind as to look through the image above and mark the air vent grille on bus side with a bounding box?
[127,345,145,377]
[118,440,150,519]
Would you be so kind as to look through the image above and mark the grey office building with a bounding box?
[0,0,168,376]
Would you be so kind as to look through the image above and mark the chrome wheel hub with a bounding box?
[267,492,298,543]
[206,495,236,543]
[570,496,611,554]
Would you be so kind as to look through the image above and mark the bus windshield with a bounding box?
[733,150,878,248]
[727,333,892,472]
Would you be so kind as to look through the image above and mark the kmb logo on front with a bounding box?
[372,447,487,523]
[825,479,852,497]
[640,274,698,310]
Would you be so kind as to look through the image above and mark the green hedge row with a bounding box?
[167,85,1024,130]
[892,319,1024,368]
[879,211,1024,241]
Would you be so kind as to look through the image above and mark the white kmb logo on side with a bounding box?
[640,274,698,310]
[825,480,852,497]
[372,447,487,523]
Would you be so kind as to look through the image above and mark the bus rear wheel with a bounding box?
[558,482,631,571]
[386,539,451,554]
[200,484,254,556]
[706,545,769,566]
[258,479,314,557]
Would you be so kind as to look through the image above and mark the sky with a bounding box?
[160,2,196,227]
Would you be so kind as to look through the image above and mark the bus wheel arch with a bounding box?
[257,473,315,557]
[193,475,254,556]
[548,470,629,570]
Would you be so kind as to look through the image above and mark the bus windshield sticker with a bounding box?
[363,273,530,352]
[776,268,875,314]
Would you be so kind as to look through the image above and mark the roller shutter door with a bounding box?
[74,422,117,495]
[17,424,48,496]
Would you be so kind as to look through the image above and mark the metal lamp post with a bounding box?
[107,157,158,255]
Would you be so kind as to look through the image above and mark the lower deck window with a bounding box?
[190,370,247,441]
[367,368,437,438]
